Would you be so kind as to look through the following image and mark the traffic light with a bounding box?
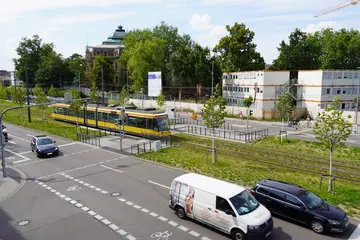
[249,110,253,116]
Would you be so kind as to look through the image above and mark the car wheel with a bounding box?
[311,220,325,234]
[231,228,245,240]
[175,206,186,219]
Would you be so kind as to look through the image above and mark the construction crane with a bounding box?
[315,0,359,17]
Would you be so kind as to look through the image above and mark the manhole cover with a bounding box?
[17,220,30,226]
[111,192,121,197]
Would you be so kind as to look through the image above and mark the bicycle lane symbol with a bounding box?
[150,231,172,240]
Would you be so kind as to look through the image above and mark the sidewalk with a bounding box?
[0,167,23,204]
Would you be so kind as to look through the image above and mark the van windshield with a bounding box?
[230,191,259,215]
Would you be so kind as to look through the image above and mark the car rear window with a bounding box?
[37,138,53,145]
[257,187,270,195]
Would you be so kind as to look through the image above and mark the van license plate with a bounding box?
[266,231,271,238]
[47,153,52,155]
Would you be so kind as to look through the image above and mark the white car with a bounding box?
[169,173,273,240]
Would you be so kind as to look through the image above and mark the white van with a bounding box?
[169,173,273,240]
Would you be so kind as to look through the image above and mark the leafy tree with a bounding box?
[35,51,67,88]
[276,90,295,123]
[33,84,49,122]
[65,53,86,87]
[313,97,352,192]
[89,79,99,104]
[117,87,130,106]
[14,88,26,120]
[0,84,7,111]
[271,29,321,74]
[13,35,56,86]
[156,90,166,109]
[201,84,226,164]
[68,90,82,133]
[242,95,254,133]
[214,23,265,72]
[91,55,114,90]
[47,85,57,97]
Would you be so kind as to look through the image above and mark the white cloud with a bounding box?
[166,3,187,9]
[189,13,213,31]
[0,0,159,23]
[303,21,342,33]
[195,25,228,49]
[50,12,136,25]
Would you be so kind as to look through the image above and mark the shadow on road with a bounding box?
[0,207,27,240]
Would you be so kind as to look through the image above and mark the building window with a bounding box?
[115,62,118,69]
[96,51,100,55]
[326,88,331,95]
[333,88,341,95]
[344,72,348,79]
[341,103,346,110]
[240,87,243,92]
[353,88,358,95]
[355,72,359,79]
[116,76,119,84]
[247,87,250,92]
[257,88,260,93]
[104,51,108,56]
[343,88,351,95]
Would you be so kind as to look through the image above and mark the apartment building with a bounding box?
[222,70,290,109]
[297,70,360,117]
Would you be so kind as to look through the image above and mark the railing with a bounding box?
[77,133,101,147]
[130,137,172,155]
[169,118,232,130]
[185,125,269,142]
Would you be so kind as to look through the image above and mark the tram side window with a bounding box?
[102,112,109,122]
[87,111,95,120]
[128,117,137,127]
[109,113,118,123]
[152,118,158,131]
[136,117,146,128]
[68,108,74,116]
[79,110,84,118]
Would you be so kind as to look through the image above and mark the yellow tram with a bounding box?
[51,103,171,137]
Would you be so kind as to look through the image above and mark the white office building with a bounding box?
[297,70,360,117]
[222,70,290,110]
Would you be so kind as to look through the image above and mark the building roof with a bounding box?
[223,70,290,74]
[298,69,359,72]
[92,44,124,49]
[174,173,246,199]
[102,25,127,44]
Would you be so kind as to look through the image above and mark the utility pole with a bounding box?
[120,102,125,151]
[25,61,31,123]
[211,61,214,96]
[101,65,104,105]
[173,96,176,130]
[13,69,17,97]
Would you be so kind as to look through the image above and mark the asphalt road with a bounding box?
[0,123,359,240]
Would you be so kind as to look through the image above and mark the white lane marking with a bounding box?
[81,207,90,211]
[89,185,95,189]
[70,200,77,204]
[64,154,69,157]
[201,237,212,240]
[149,212,158,217]
[141,208,149,213]
[59,194,66,198]
[18,151,32,155]
[118,198,126,202]
[27,134,35,138]
[126,235,136,240]
[75,203,84,208]
[9,134,30,143]
[95,188,101,191]
[12,158,32,164]
[189,230,200,237]
[100,165,123,174]
[349,224,360,240]
[5,148,30,162]
[79,181,84,184]
[65,197,71,201]
[101,219,111,225]
[58,142,77,147]
[88,210,96,216]
[50,189,56,193]
[101,190,108,194]
[109,224,119,231]
[133,205,141,209]
[168,221,178,226]
[118,229,127,236]
[84,183,90,186]
[94,215,103,220]
[148,180,170,189]
[158,216,168,221]
[178,225,188,232]
[126,201,134,206]
[8,140,16,144]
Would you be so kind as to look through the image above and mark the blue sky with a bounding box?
[1,0,359,71]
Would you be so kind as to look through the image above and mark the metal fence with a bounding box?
[169,118,232,130]
[130,137,172,155]
[77,133,101,147]
[185,125,269,142]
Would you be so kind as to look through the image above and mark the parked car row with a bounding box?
[169,173,349,240]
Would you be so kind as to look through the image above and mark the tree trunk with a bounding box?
[212,128,215,164]
[328,149,333,192]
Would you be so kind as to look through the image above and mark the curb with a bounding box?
[0,166,27,204]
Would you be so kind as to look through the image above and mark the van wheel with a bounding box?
[311,220,325,234]
[231,229,245,240]
[175,206,186,219]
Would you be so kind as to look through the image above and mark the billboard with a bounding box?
[148,71,162,97]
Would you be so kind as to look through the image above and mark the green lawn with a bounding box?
[139,134,360,218]
[1,102,101,140]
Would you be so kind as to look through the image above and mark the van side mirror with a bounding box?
[225,209,235,217]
